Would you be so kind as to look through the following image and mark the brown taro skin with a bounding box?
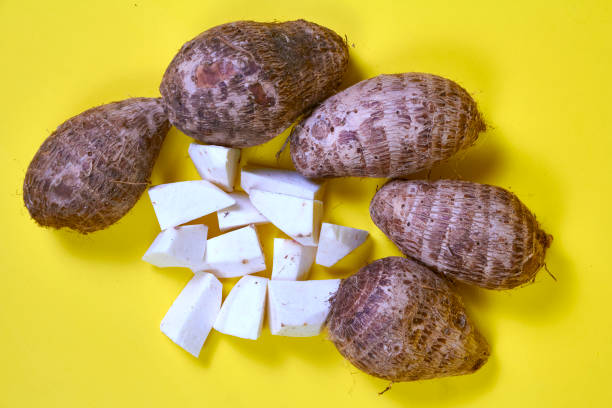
[370,179,553,290]
[327,257,489,382]
[290,73,486,178]
[159,20,349,148]
[23,98,170,234]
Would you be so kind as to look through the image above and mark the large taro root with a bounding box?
[370,179,552,289]
[290,73,486,178]
[160,20,349,148]
[327,257,490,381]
[23,98,170,233]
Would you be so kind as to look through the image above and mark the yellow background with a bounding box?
[1,0,611,406]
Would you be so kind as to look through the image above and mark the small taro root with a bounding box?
[370,179,553,290]
[23,98,170,233]
[160,20,349,148]
[327,257,489,382]
[290,73,486,178]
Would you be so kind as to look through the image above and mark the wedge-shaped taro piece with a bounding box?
[160,272,222,357]
[217,193,268,232]
[142,224,208,269]
[271,238,316,281]
[188,143,240,191]
[197,225,266,278]
[268,279,340,337]
[214,275,268,340]
[148,180,235,230]
[249,189,323,246]
[241,166,324,200]
[315,223,369,267]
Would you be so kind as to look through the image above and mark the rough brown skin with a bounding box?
[290,73,486,178]
[370,180,553,290]
[160,20,349,148]
[23,98,170,233]
[327,257,489,382]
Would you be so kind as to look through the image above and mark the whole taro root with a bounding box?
[160,20,349,147]
[327,257,490,381]
[370,179,553,290]
[23,98,170,233]
[290,73,486,178]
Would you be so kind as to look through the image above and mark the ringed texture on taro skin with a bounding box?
[327,257,490,382]
[23,98,170,233]
[160,19,349,148]
[370,179,553,290]
[290,73,486,178]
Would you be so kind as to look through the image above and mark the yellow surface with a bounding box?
[1,0,611,406]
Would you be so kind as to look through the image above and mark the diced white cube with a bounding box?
[148,180,235,230]
[271,238,316,281]
[249,189,323,246]
[197,225,266,278]
[160,272,222,357]
[241,166,324,200]
[188,143,241,191]
[213,275,268,340]
[315,223,369,267]
[267,279,341,337]
[217,193,268,231]
[142,224,208,269]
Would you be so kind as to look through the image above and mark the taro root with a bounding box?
[160,20,349,147]
[327,257,489,381]
[23,98,170,233]
[370,179,552,290]
[290,73,486,178]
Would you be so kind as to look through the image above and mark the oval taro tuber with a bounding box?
[327,257,490,382]
[290,73,486,178]
[370,179,553,289]
[160,20,349,148]
[23,98,170,233]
